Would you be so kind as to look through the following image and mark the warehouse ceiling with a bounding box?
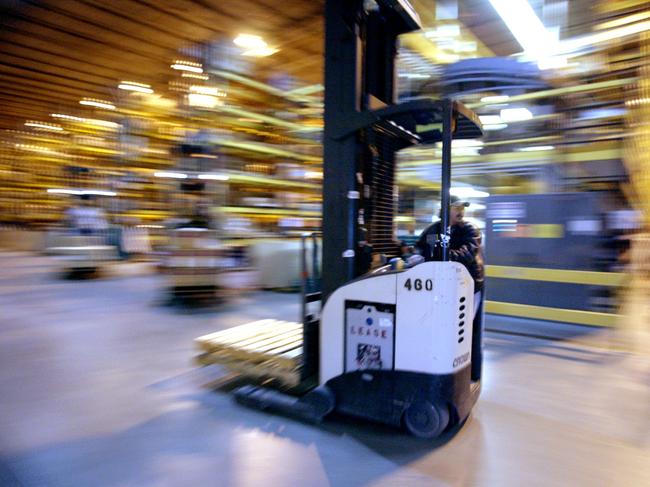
[0,0,520,131]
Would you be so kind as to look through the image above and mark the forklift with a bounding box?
[195,0,484,438]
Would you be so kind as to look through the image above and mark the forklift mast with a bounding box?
[322,0,423,302]
[323,0,473,303]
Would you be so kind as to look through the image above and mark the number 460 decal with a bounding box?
[403,278,433,291]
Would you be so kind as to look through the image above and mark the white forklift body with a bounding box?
[310,261,478,437]
[321,261,473,383]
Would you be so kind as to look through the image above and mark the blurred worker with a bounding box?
[65,194,109,236]
[415,195,484,317]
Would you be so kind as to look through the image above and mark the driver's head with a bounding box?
[449,195,469,226]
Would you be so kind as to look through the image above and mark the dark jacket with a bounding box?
[415,220,484,292]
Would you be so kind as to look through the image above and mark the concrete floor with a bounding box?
[0,252,648,487]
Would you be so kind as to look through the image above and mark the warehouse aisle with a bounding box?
[0,253,648,487]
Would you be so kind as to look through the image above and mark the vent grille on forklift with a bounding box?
[458,297,466,343]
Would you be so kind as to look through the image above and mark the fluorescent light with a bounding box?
[171,61,203,73]
[84,119,120,129]
[500,107,533,122]
[452,139,483,148]
[51,113,84,122]
[483,123,508,131]
[189,85,227,96]
[16,144,61,155]
[517,145,555,151]
[234,34,268,50]
[79,99,116,110]
[190,154,218,159]
[198,173,229,181]
[187,93,222,108]
[488,0,558,57]
[450,187,490,198]
[398,73,431,79]
[47,189,116,196]
[118,81,153,94]
[84,190,117,197]
[242,47,278,57]
[453,40,477,53]
[537,56,568,70]
[424,24,461,38]
[479,115,502,125]
[47,189,82,195]
[50,114,119,130]
[154,171,187,179]
[181,72,209,80]
[480,95,510,103]
[233,34,278,57]
[25,121,63,131]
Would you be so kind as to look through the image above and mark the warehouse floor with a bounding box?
[0,252,649,487]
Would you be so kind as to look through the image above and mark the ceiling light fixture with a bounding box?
[79,98,116,110]
[424,24,461,38]
[398,73,431,79]
[488,0,558,57]
[480,95,510,104]
[154,171,188,179]
[234,34,268,50]
[118,81,153,94]
[241,47,279,57]
[24,121,63,131]
[187,93,222,109]
[83,190,118,197]
[51,113,84,122]
[51,114,119,129]
[482,123,508,131]
[500,107,533,122]
[197,173,229,181]
[190,154,218,159]
[189,85,227,97]
[233,34,278,57]
[171,60,203,73]
[451,139,483,148]
[478,115,502,125]
[181,72,209,80]
[47,189,117,196]
[85,119,120,129]
[517,145,555,151]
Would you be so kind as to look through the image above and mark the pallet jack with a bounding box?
[195,0,484,438]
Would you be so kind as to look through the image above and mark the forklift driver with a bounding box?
[415,195,485,318]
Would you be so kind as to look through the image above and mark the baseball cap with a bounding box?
[450,195,470,207]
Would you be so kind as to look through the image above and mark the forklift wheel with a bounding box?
[298,385,335,421]
[403,401,450,439]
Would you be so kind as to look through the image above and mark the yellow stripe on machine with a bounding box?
[486,265,625,287]
[485,301,619,327]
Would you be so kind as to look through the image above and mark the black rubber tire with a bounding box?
[299,385,336,421]
[403,400,450,439]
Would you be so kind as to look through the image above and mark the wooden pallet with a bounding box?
[195,319,304,387]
